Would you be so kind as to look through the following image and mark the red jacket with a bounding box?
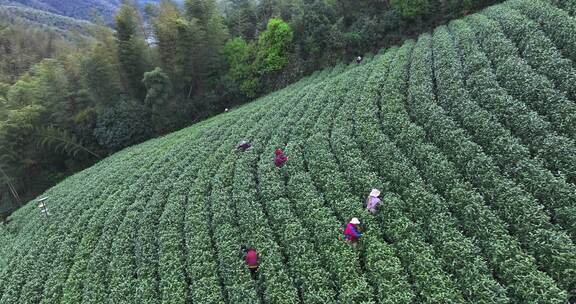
[344,223,361,241]
[245,250,258,268]
[274,155,287,167]
[274,149,287,167]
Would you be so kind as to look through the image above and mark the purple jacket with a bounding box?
[366,196,381,213]
[237,142,252,151]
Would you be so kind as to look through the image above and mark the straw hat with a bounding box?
[350,218,360,225]
[369,189,381,197]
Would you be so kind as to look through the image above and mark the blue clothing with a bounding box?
[344,223,361,241]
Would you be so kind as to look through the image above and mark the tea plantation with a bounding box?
[2,0,576,302]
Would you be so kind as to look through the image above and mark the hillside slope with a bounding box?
[0,0,119,21]
[2,0,576,303]
[0,5,93,37]
[0,0,182,22]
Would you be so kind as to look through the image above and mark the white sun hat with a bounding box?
[370,189,381,197]
[350,218,360,225]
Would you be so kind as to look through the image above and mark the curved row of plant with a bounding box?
[358,33,567,302]
[306,58,421,304]
[0,132,190,304]
[331,55,507,303]
[431,25,576,239]
[406,33,576,298]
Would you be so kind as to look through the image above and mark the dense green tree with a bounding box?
[225,0,258,40]
[0,82,9,117]
[390,0,431,19]
[6,77,36,109]
[4,59,69,119]
[143,67,172,133]
[0,23,71,84]
[224,37,257,96]
[185,0,229,92]
[154,1,204,95]
[153,1,184,85]
[174,18,202,95]
[31,60,71,124]
[255,18,293,74]
[186,0,217,25]
[223,18,292,96]
[115,4,149,100]
[256,0,278,26]
[80,44,122,108]
[93,99,152,151]
[0,56,100,216]
[0,104,45,208]
[143,67,171,107]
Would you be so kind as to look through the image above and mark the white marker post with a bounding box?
[37,197,50,218]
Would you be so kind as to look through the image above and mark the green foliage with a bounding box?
[81,44,121,108]
[390,0,431,19]
[256,18,293,74]
[93,99,152,151]
[222,18,292,97]
[549,0,576,15]
[0,21,74,84]
[143,67,173,133]
[115,4,148,100]
[34,126,100,158]
[224,38,252,82]
[0,0,119,23]
[0,6,93,39]
[3,3,576,303]
[143,67,172,107]
[153,0,228,95]
[223,37,258,97]
[224,0,258,40]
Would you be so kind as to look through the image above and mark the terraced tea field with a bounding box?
[2,0,576,302]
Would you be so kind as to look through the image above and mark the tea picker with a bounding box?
[274,149,288,168]
[343,217,362,248]
[365,189,382,214]
[236,140,253,152]
[241,245,259,280]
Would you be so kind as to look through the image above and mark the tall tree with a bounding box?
[115,4,148,100]
[31,59,71,125]
[185,0,229,93]
[154,1,202,95]
[223,37,257,96]
[81,44,122,108]
[143,67,172,133]
[225,0,258,40]
[153,1,182,83]
[255,18,293,74]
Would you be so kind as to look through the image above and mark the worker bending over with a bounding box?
[344,217,362,248]
[274,148,288,168]
[365,188,381,214]
[242,246,258,280]
[236,140,252,152]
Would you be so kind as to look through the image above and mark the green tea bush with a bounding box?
[3,2,576,302]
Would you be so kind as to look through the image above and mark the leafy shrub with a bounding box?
[93,99,152,151]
